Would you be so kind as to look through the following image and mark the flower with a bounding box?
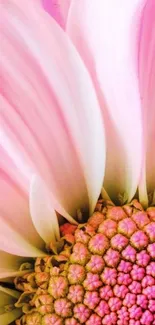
[0,0,154,324]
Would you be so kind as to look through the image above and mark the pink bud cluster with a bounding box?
[15,203,155,325]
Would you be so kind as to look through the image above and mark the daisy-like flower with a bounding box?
[0,1,155,325]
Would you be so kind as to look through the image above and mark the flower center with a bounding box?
[14,200,155,325]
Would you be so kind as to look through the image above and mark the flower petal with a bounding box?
[0,309,22,325]
[42,0,71,28]
[30,175,61,245]
[0,146,45,256]
[0,216,45,257]
[0,250,25,279]
[67,0,143,202]
[1,0,105,216]
[0,286,22,325]
[138,0,155,205]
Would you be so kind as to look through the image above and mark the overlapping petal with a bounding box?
[138,0,155,205]
[67,0,143,203]
[0,0,105,224]
[0,286,22,325]
[42,0,71,28]
[0,250,28,279]
[0,146,45,256]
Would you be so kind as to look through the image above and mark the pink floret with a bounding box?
[129,305,142,320]
[130,265,145,281]
[102,312,117,325]
[140,310,154,324]
[118,260,132,273]
[95,300,110,317]
[108,297,122,311]
[86,314,102,325]
[147,243,155,258]
[99,285,113,300]
[136,294,148,309]
[136,250,150,267]
[122,245,136,262]
[113,284,129,299]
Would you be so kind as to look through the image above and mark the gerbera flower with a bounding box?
[0,1,154,325]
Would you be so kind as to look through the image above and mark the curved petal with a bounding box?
[0,250,25,279]
[42,0,71,28]
[138,0,155,205]
[0,0,105,217]
[30,175,61,245]
[67,0,143,203]
[0,286,22,325]
[0,146,45,256]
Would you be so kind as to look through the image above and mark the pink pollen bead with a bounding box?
[132,211,150,229]
[123,293,136,308]
[113,284,129,299]
[95,300,110,317]
[142,275,155,288]
[102,312,117,325]
[136,294,148,309]
[129,305,142,320]
[147,243,155,258]
[122,245,136,263]
[107,206,127,222]
[104,248,120,267]
[136,250,150,267]
[117,272,132,285]
[143,285,155,299]
[84,291,100,309]
[83,273,102,290]
[99,285,113,300]
[111,234,128,251]
[101,267,117,286]
[118,260,132,273]
[108,297,122,311]
[86,314,102,325]
[148,299,155,316]
[68,264,85,284]
[118,218,137,237]
[145,222,155,242]
[130,265,145,281]
[148,299,155,313]
[73,304,91,323]
[42,313,62,325]
[146,262,155,277]
[140,310,154,324]
[67,285,84,304]
[117,306,129,324]
[98,220,117,238]
[130,231,149,249]
[128,281,141,294]
[70,243,90,265]
[86,255,105,273]
[88,234,109,255]
[54,299,72,318]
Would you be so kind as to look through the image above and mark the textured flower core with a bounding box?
[14,200,155,325]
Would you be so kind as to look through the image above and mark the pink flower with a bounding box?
[0,0,154,324]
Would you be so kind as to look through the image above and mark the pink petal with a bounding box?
[30,175,61,246]
[42,0,71,28]
[0,146,45,256]
[1,0,105,218]
[138,0,155,205]
[0,250,33,279]
[67,0,143,202]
